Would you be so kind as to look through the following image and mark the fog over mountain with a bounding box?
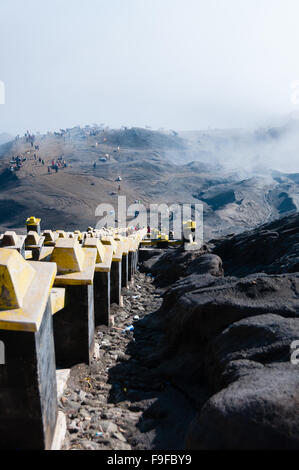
[0,121,298,240]
[0,133,13,146]
[176,117,299,174]
[0,0,298,239]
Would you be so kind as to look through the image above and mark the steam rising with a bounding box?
[178,117,299,174]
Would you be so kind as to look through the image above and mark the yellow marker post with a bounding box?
[26,216,41,235]
[84,237,113,326]
[0,249,58,450]
[49,238,97,367]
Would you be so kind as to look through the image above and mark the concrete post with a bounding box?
[0,302,57,450]
[94,271,110,326]
[53,284,95,367]
[83,238,113,327]
[26,216,41,235]
[111,260,122,305]
[128,251,134,282]
[121,254,129,288]
[50,239,97,367]
[0,249,58,450]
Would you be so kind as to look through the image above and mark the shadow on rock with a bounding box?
[106,306,209,450]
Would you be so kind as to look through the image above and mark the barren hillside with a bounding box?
[0,125,298,239]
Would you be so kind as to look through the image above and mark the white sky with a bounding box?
[1,0,299,134]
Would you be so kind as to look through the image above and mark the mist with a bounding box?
[177,117,299,174]
[1,0,299,173]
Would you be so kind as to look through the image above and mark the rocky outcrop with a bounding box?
[204,314,299,386]
[141,248,222,287]
[186,363,299,450]
[142,214,299,449]
[160,273,299,356]
[211,212,299,276]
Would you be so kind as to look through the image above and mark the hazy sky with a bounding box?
[1,0,299,134]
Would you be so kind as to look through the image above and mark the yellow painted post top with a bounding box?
[39,246,54,261]
[74,230,83,241]
[43,230,56,244]
[1,231,19,247]
[112,239,124,261]
[25,231,41,247]
[25,231,40,246]
[0,249,35,309]
[50,288,65,315]
[0,249,57,332]
[26,216,41,227]
[50,238,86,274]
[56,230,67,239]
[84,238,106,263]
[94,244,113,273]
[53,247,97,286]
[101,235,115,246]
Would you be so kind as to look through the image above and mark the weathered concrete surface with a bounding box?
[121,255,129,288]
[94,271,110,326]
[0,301,57,450]
[111,261,122,305]
[53,284,95,368]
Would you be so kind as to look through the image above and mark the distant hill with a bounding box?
[0,125,297,239]
[102,127,186,150]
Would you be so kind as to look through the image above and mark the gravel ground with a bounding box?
[61,271,195,450]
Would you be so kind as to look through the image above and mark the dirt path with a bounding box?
[61,271,196,451]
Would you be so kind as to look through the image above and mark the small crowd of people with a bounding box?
[9,131,70,177]
[10,155,27,172]
[49,157,68,173]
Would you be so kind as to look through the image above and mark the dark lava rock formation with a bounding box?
[141,247,222,287]
[211,212,299,276]
[140,212,299,449]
